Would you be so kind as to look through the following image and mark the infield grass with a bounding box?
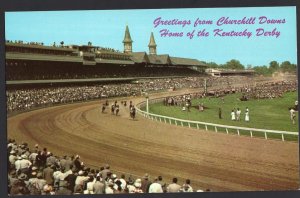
[147,91,299,141]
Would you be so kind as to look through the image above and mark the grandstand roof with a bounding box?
[6,42,76,52]
[170,57,207,67]
[148,54,171,65]
[131,52,150,63]
[95,58,134,65]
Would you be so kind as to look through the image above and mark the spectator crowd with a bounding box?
[7,139,208,195]
[240,80,297,100]
[7,76,261,113]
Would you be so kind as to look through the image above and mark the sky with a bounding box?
[5,7,297,66]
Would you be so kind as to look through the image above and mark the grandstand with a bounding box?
[5,25,207,82]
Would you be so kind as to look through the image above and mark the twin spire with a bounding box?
[123,25,157,55]
[148,32,157,55]
[123,25,133,53]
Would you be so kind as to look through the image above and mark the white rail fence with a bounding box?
[135,97,298,142]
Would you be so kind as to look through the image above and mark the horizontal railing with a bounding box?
[136,97,298,142]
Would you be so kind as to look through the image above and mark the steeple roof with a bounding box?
[148,32,157,47]
[123,25,133,43]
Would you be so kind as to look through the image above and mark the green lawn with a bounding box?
[147,91,299,141]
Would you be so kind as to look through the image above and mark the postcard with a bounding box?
[5,6,298,196]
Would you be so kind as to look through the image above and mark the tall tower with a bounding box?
[123,25,133,53]
[148,32,157,55]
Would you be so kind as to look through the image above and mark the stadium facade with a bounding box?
[5,25,208,83]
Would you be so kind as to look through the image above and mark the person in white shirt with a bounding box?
[9,150,17,165]
[245,109,250,122]
[236,108,241,121]
[14,156,22,172]
[167,177,181,193]
[181,179,193,192]
[290,108,296,124]
[105,181,114,194]
[148,180,163,193]
[231,110,236,121]
[19,154,32,174]
[84,176,95,194]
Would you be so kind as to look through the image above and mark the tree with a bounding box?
[280,61,296,72]
[253,65,270,76]
[88,41,92,46]
[269,61,279,72]
[60,41,64,46]
[223,59,244,70]
[206,62,219,68]
[246,64,253,70]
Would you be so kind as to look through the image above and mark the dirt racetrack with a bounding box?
[7,89,299,192]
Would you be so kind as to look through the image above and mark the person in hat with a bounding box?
[141,173,152,193]
[9,150,17,166]
[31,166,38,172]
[10,174,30,196]
[29,171,37,179]
[28,172,41,195]
[19,154,32,175]
[8,170,18,193]
[101,164,111,180]
[133,178,143,193]
[14,156,22,173]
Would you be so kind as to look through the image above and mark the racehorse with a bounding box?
[115,105,120,116]
[130,106,136,120]
[111,105,115,114]
[101,104,106,113]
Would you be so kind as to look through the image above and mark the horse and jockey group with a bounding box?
[101,100,136,119]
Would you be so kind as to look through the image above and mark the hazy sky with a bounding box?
[5,7,297,66]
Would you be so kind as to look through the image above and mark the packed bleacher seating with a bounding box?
[6,63,202,81]
[7,76,262,113]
